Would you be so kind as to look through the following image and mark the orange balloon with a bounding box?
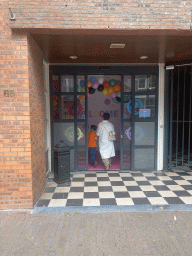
[87,81,92,88]
[113,84,121,92]
[79,95,85,100]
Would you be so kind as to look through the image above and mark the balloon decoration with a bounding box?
[76,77,123,102]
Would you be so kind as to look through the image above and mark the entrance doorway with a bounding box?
[50,65,159,172]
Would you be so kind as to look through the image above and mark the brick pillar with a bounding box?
[0,1,46,209]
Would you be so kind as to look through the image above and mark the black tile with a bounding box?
[181,185,192,190]
[114,192,130,198]
[155,173,167,177]
[98,186,113,192]
[100,198,117,206]
[163,181,178,185]
[136,181,151,186]
[131,173,144,177]
[70,187,84,192]
[36,199,50,207]
[44,187,56,193]
[170,176,184,180]
[147,177,160,181]
[84,192,99,198]
[72,178,84,182]
[154,185,170,191]
[164,197,185,204]
[57,183,71,187]
[111,181,124,186]
[85,182,98,186]
[174,191,192,197]
[66,199,83,206]
[126,186,142,191]
[132,198,151,205]
[85,173,97,177]
[52,193,68,199]
[144,191,161,197]
[178,172,190,176]
[108,173,120,177]
[97,177,110,181]
[121,177,134,181]
[187,180,192,184]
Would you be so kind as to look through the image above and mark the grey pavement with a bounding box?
[0,210,192,255]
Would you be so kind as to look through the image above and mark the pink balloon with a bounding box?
[111,92,117,98]
[92,81,99,89]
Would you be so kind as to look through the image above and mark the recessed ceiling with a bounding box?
[30,29,192,64]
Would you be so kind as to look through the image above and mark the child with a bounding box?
[88,125,98,167]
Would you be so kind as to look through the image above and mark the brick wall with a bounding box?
[9,0,192,30]
[28,35,46,204]
[0,1,46,210]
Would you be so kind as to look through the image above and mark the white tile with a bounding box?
[149,181,165,185]
[148,197,168,205]
[140,186,157,191]
[129,191,146,198]
[97,181,111,186]
[164,172,179,176]
[123,181,138,186]
[167,185,185,191]
[67,192,84,199]
[187,190,192,195]
[97,173,109,177]
[48,199,67,207]
[73,173,85,178]
[55,187,70,193]
[142,173,156,177]
[174,180,191,185]
[116,198,134,205]
[134,177,148,181]
[119,173,132,177]
[83,199,100,206]
[182,176,192,180]
[99,192,115,198]
[84,177,97,182]
[157,176,172,181]
[179,197,192,204]
[84,187,98,192]
[109,177,122,181]
[71,182,84,187]
[39,193,53,200]
[112,186,127,192]
[158,191,177,197]
[46,182,57,187]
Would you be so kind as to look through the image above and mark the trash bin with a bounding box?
[53,140,71,184]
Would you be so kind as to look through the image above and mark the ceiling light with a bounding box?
[69,56,77,59]
[140,56,148,60]
[110,43,125,49]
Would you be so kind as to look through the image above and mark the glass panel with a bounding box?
[52,95,60,119]
[77,122,86,146]
[123,122,131,147]
[61,75,74,92]
[77,75,86,93]
[52,75,59,92]
[123,95,132,119]
[77,148,86,168]
[54,123,74,147]
[135,75,156,92]
[134,122,155,146]
[135,95,155,119]
[134,148,154,169]
[77,95,85,119]
[123,148,131,168]
[124,75,132,92]
[60,95,74,120]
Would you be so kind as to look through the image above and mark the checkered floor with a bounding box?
[35,170,192,208]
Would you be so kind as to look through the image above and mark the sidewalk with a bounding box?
[0,210,192,255]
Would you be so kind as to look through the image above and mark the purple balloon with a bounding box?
[116,80,121,85]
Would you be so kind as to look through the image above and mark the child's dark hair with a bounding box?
[91,125,97,131]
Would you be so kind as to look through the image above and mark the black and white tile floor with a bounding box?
[35,170,192,208]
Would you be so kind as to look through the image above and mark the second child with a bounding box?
[88,125,98,167]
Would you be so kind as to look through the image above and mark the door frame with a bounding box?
[49,65,159,172]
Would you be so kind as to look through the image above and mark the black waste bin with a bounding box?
[53,141,71,184]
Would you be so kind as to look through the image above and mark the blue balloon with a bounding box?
[80,80,85,87]
[90,77,96,83]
